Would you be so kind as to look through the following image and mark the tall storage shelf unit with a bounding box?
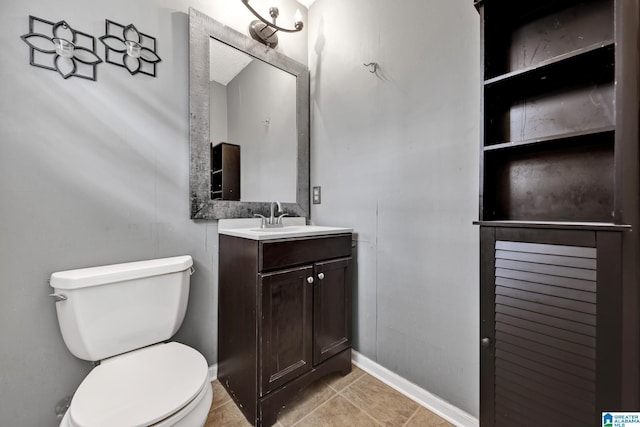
[210,142,240,201]
[474,0,640,425]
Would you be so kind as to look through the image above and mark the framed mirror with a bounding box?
[189,7,310,220]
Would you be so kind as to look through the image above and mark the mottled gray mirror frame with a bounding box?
[189,7,310,220]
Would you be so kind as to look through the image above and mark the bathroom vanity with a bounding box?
[218,220,353,427]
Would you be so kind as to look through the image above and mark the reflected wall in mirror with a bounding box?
[209,39,297,202]
[189,7,309,220]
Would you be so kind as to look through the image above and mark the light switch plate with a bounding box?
[312,186,321,204]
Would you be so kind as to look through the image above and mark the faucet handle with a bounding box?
[253,214,266,228]
[277,213,289,224]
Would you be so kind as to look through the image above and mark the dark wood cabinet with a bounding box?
[480,226,623,426]
[313,258,352,365]
[259,265,314,395]
[210,142,240,200]
[475,0,640,425]
[218,233,353,427]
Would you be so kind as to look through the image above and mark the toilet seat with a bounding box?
[67,342,209,427]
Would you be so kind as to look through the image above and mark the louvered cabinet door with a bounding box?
[480,227,622,427]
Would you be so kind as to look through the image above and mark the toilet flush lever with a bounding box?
[189,266,195,276]
[49,293,67,302]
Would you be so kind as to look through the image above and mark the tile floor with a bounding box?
[205,366,454,427]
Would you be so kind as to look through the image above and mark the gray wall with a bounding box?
[308,0,481,417]
[209,80,228,144]
[227,60,297,202]
[0,0,306,426]
[1,0,481,424]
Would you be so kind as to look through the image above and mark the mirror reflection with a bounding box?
[209,39,297,202]
[189,7,309,220]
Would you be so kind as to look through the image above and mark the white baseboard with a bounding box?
[208,364,218,381]
[351,350,478,427]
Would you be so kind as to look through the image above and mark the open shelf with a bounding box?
[484,0,613,80]
[483,132,614,222]
[484,40,614,86]
[484,59,614,146]
[481,0,618,224]
[484,126,615,152]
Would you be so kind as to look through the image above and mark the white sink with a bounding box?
[249,226,309,232]
[219,218,352,241]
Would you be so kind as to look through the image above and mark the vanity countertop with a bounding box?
[219,218,352,241]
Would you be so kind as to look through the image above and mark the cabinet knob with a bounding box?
[481,337,491,348]
[318,273,325,280]
[307,277,314,284]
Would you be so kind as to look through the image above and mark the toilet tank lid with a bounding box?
[50,256,193,290]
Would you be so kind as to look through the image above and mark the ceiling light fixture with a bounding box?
[241,0,303,48]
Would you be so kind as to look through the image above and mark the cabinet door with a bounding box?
[313,257,352,365]
[480,227,622,427]
[259,265,314,395]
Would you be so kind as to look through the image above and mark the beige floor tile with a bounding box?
[209,380,232,411]
[278,380,337,426]
[294,395,381,427]
[340,374,419,427]
[205,400,253,427]
[405,407,454,427]
[323,365,366,392]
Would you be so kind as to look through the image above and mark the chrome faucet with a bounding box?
[269,201,282,226]
[254,201,287,229]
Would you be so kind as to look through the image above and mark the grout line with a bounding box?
[337,391,385,427]
[335,371,366,394]
[209,381,232,411]
[401,406,421,427]
[290,394,340,427]
[217,399,235,410]
[207,397,239,419]
[336,376,384,427]
[324,369,366,393]
[209,399,231,412]
[282,381,338,426]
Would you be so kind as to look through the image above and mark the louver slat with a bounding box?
[495,331,595,370]
[496,304,596,336]
[496,339,595,382]
[493,240,596,426]
[496,373,593,415]
[496,384,592,425]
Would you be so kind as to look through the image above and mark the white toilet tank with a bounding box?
[50,256,194,362]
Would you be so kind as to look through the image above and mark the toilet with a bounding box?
[49,255,213,427]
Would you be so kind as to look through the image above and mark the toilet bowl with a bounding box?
[50,256,212,427]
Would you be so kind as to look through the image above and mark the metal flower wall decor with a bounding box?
[100,20,161,77]
[20,16,102,80]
